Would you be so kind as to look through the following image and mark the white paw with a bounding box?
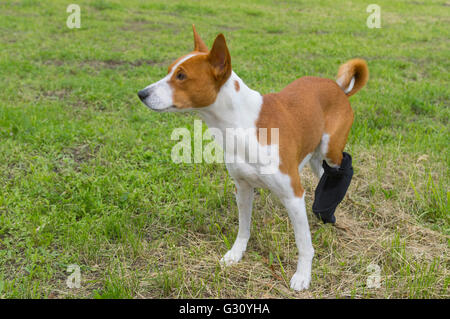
[290,271,311,291]
[220,249,244,266]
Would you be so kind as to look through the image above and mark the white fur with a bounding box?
[220,181,253,265]
[309,150,324,179]
[344,76,355,94]
[319,133,340,168]
[298,153,312,172]
[337,75,355,94]
[282,195,314,290]
[320,133,330,156]
[145,77,173,111]
[336,75,345,89]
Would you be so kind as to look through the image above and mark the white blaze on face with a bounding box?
[140,54,197,111]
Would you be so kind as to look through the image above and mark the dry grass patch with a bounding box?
[68,149,448,299]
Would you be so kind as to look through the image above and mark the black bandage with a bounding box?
[312,152,353,224]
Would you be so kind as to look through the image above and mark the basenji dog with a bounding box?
[138,25,368,291]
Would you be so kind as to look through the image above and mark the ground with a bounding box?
[0,0,448,298]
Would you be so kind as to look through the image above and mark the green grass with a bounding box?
[0,0,448,298]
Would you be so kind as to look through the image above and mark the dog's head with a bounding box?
[138,25,231,112]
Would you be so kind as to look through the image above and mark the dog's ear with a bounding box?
[192,24,208,53]
[208,34,231,83]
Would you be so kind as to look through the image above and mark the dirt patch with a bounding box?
[40,89,72,100]
[313,30,330,35]
[121,19,177,32]
[216,25,243,31]
[265,28,284,34]
[69,144,99,164]
[53,144,100,173]
[42,59,64,66]
[88,58,166,69]
[42,58,164,69]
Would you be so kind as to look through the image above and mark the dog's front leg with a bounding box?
[220,181,254,266]
[281,195,315,291]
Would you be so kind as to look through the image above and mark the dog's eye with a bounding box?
[176,72,186,81]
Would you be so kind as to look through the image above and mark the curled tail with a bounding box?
[336,58,369,97]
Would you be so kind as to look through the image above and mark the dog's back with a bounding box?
[257,60,368,168]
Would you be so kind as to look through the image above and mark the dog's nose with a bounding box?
[138,89,149,101]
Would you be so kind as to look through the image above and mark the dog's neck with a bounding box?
[196,71,263,133]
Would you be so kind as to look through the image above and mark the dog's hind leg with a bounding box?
[281,193,314,291]
[269,169,314,291]
[312,115,354,223]
[220,181,254,266]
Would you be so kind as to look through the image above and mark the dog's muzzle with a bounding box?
[137,89,149,102]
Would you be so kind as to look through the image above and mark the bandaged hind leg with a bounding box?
[312,152,353,224]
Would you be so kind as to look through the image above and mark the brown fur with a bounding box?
[256,76,360,197]
[167,33,232,110]
[337,58,369,97]
[192,24,208,53]
[234,80,240,92]
[169,54,218,109]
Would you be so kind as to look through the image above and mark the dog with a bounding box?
[138,25,368,291]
